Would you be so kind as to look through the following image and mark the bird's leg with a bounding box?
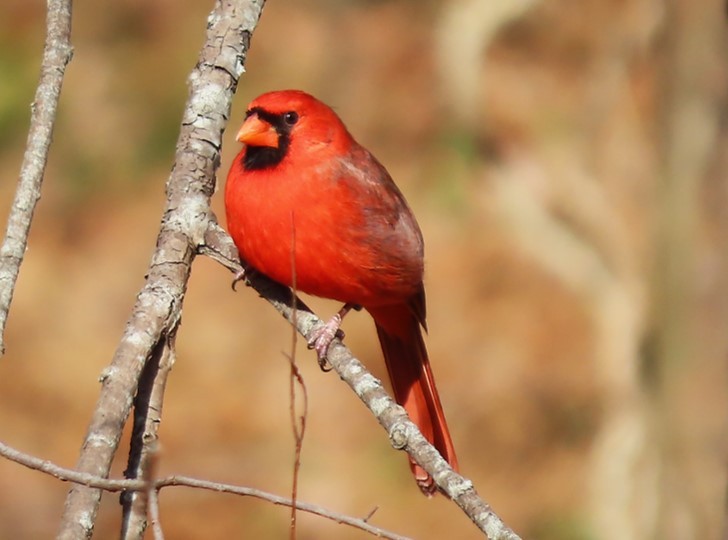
[308,303,360,367]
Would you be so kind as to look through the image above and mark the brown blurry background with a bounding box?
[1,0,727,538]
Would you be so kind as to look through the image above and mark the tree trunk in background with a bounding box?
[649,1,727,538]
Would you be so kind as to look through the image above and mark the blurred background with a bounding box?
[0,0,726,538]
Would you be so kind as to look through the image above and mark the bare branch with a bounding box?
[324,344,520,540]
[203,223,521,539]
[0,439,136,492]
[287,348,307,540]
[158,476,411,540]
[148,486,165,540]
[0,440,410,540]
[0,0,73,356]
[287,215,307,540]
[56,2,265,538]
[121,334,175,540]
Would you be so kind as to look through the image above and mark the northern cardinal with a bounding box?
[224,90,458,494]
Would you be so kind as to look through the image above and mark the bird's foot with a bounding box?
[307,314,345,370]
[307,303,358,370]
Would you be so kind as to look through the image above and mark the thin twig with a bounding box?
[363,505,379,522]
[56,2,265,539]
[0,439,410,540]
[148,456,164,540]
[159,476,409,540]
[146,449,165,540]
[0,0,73,356]
[287,211,307,540]
[287,350,307,540]
[202,223,521,539]
[148,487,164,540]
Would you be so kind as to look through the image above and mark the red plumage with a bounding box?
[225,90,458,494]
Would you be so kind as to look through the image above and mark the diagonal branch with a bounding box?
[202,223,521,540]
[56,2,265,539]
[0,0,73,357]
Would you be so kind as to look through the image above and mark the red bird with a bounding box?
[224,90,458,494]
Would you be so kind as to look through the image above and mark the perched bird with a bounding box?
[224,90,458,494]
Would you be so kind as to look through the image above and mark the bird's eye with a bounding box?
[283,111,299,125]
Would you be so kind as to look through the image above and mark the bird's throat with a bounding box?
[242,143,287,171]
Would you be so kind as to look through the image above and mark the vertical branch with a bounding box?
[0,0,73,356]
[56,2,265,538]
[286,214,307,540]
[147,484,165,540]
[120,333,176,540]
[287,346,307,540]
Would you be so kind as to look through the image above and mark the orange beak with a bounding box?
[236,114,278,148]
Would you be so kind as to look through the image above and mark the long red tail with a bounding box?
[368,304,458,495]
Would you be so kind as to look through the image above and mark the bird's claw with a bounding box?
[231,269,247,291]
[317,355,333,372]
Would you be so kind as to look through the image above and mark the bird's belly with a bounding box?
[235,213,421,307]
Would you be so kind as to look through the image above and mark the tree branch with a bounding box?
[56,2,265,538]
[202,224,521,539]
[120,333,175,540]
[0,0,73,356]
[0,439,409,540]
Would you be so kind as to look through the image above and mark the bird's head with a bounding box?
[235,90,352,171]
